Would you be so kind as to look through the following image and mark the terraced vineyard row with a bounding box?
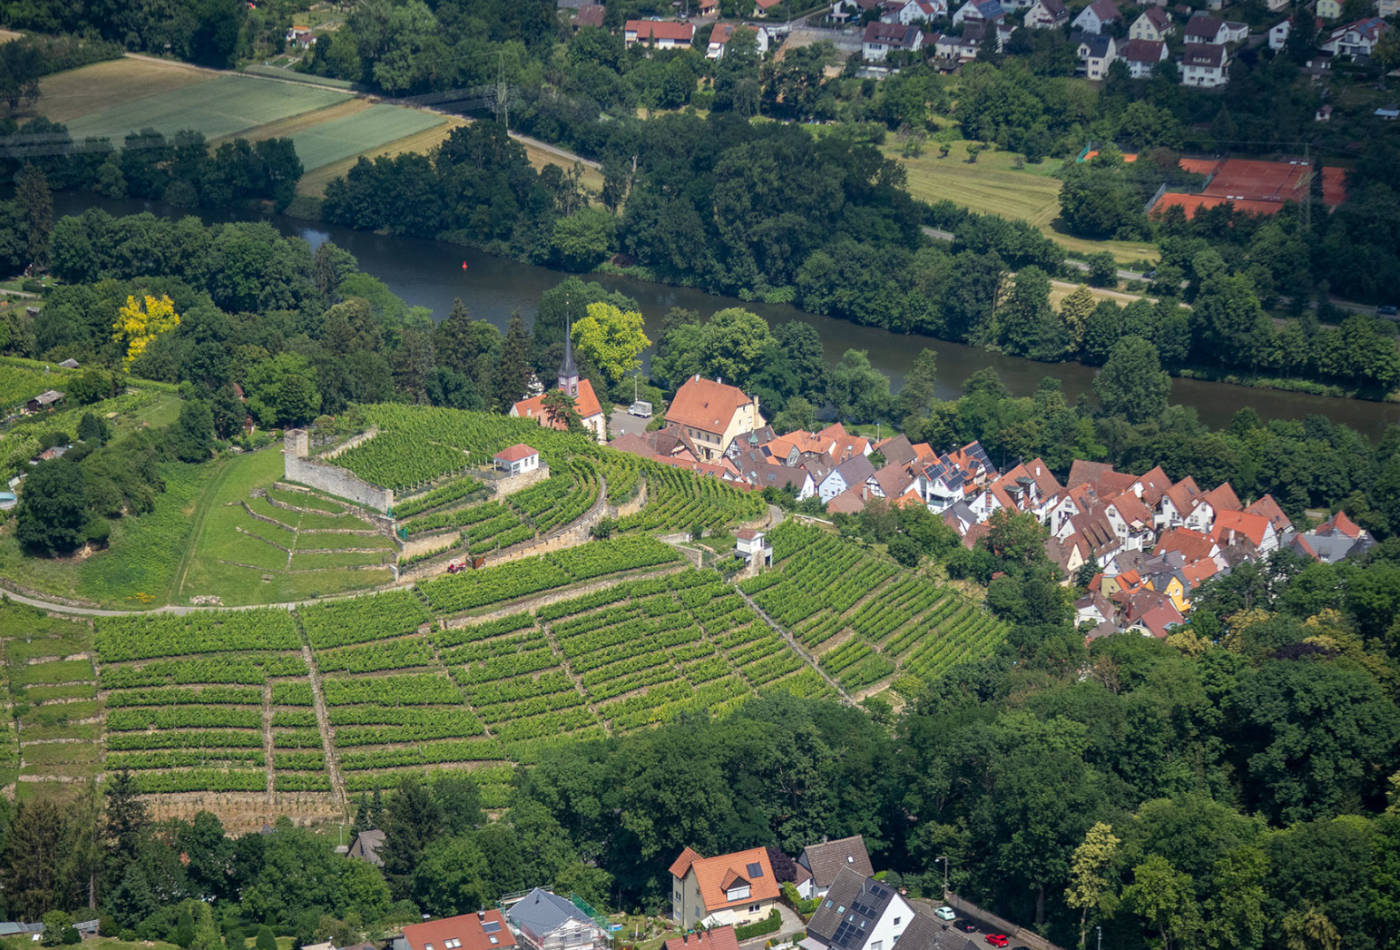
[742,522,1010,696]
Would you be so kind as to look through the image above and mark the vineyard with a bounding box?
[741,521,1010,698]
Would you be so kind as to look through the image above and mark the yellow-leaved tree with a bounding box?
[113,294,180,372]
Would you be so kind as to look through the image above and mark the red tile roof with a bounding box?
[512,378,604,426]
[626,19,695,40]
[1320,510,1363,538]
[1182,558,1219,589]
[402,912,516,950]
[664,928,741,950]
[1156,527,1215,562]
[1211,509,1270,548]
[671,848,781,912]
[666,376,754,434]
[1245,493,1291,533]
[494,443,537,463]
[1202,482,1242,513]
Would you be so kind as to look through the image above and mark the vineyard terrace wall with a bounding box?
[283,429,393,513]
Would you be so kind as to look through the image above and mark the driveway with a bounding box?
[739,905,807,950]
[609,406,652,439]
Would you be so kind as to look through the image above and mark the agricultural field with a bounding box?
[740,521,1010,699]
[885,141,1158,267]
[0,604,101,796]
[179,449,396,606]
[0,358,80,413]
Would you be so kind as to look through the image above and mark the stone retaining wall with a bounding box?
[283,429,393,513]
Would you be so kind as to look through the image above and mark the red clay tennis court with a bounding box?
[1152,156,1348,219]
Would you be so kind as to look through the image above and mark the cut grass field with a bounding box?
[295,113,470,196]
[37,57,212,124]
[887,140,1159,267]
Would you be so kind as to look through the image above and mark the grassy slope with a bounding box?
[887,140,1159,267]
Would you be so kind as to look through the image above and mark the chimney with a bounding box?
[477,911,485,920]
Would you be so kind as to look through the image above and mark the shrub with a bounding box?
[735,910,782,941]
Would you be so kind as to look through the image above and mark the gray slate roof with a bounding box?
[507,888,595,939]
[893,916,979,950]
[798,836,875,890]
[806,868,900,950]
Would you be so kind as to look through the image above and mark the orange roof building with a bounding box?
[402,912,516,950]
[510,319,606,443]
[670,847,781,928]
[663,927,740,950]
[665,376,765,461]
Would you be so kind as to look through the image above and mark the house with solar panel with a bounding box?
[670,847,780,929]
[800,869,914,950]
[794,836,875,900]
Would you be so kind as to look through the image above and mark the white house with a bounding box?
[1119,37,1167,76]
[707,22,770,57]
[1320,17,1389,57]
[1022,0,1067,28]
[1072,0,1120,34]
[624,19,696,48]
[507,889,609,950]
[861,21,925,59]
[1317,0,1342,18]
[735,528,774,567]
[952,0,1004,25]
[1183,13,1230,44]
[493,444,540,476]
[1180,42,1229,86]
[881,0,946,22]
[1129,6,1173,40]
[1269,17,1291,49]
[794,837,875,901]
[1076,32,1117,78]
[802,870,914,950]
[818,454,877,503]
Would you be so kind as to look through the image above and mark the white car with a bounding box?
[934,906,956,921]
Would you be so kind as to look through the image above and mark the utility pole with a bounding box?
[1303,139,1312,234]
[936,855,949,895]
[495,51,510,131]
[1096,925,1102,950]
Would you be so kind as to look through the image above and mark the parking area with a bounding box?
[608,406,653,439]
[934,908,1027,950]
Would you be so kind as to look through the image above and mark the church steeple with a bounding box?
[558,314,579,398]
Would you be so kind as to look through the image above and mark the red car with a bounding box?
[984,937,1009,948]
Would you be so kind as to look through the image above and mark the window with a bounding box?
[893,919,900,927]
[727,885,751,901]
[445,941,461,948]
[872,942,883,950]
[749,905,759,913]
[490,940,498,946]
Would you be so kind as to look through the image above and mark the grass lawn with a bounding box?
[285,103,445,170]
[296,113,471,196]
[14,659,94,685]
[177,449,396,605]
[38,57,213,124]
[52,66,349,142]
[887,141,1159,267]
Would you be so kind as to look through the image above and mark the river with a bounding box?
[54,193,1400,438]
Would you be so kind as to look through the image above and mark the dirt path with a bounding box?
[735,589,851,704]
[299,642,346,808]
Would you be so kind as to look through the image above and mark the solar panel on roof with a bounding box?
[747,862,764,877]
[482,923,501,933]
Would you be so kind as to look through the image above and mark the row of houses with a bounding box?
[396,888,612,950]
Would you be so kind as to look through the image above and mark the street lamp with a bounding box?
[1096,925,1102,950]
[935,856,949,895]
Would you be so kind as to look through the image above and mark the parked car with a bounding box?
[955,920,978,933]
[934,907,956,921]
[1379,304,1398,317]
[984,937,1009,948]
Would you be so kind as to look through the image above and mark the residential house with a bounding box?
[1269,17,1291,49]
[707,22,770,57]
[1157,477,1202,529]
[699,0,719,15]
[624,19,696,47]
[1317,0,1342,18]
[573,4,606,28]
[987,458,1062,521]
[1076,31,1117,77]
[952,0,1005,26]
[935,30,981,57]
[1380,0,1399,16]
[1320,17,1389,57]
[881,0,947,23]
[735,528,774,567]
[831,0,883,21]
[400,912,517,950]
[891,915,982,950]
[753,0,783,16]
[1022,0,1068,28]
[1072,0,1120,33]
[285,25,315,47]
[1292,510,1375,563]
[510,324,607,443]
[819,454,877,504]
[1222,19,1248,40]
[802,868,914,950]
[1131,601,1185,639]
[1155,526,1223,569]
[1119,38,1168,76]
[867,462,917,500]
[731,447,817,498]
[670,847,780,928]
[1184,13,1230,43]
[1264,0,1287,11]
[664,376,766,461]
[494,444,541,476]
[1129,6,1173,39]
[1103,491,1156,550]
[506,889,609,950]
[663,927,740,950]
[1211,509,1277,556]
[794,835,876,900]
[348,829,385,866]
[1244,494,1292,538]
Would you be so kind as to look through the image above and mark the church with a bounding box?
[509,320,607,444]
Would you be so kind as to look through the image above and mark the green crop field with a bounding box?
[60,74,349,143]
[287,103,445,170]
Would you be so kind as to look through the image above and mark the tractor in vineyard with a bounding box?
[446,557,485,574]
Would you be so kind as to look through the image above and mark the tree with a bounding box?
[40,911,78,947]
[171,400,214,462]
[1282,906,1341,950]
[996,266,1066,361]
[380,776,445,900]
[495,312,532,411]
[15,460,88,556]
[541,390,584,435]
[103,770,149,866]
[572,301,651,390]
[77,412,110,445]
[1065,822,1119,950]
[1059,285,1096,354]
[254,927,277,950]
[1121,855,1199,950]
[826,349,892,424]
[1093,336,1169,424]
[15,164,52,269]
[1,798,73,919]
[896,348,938,423]
[243,353,321,428]
[551,208,616,272]
[772,395,818,433]
[113,294,180,372]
